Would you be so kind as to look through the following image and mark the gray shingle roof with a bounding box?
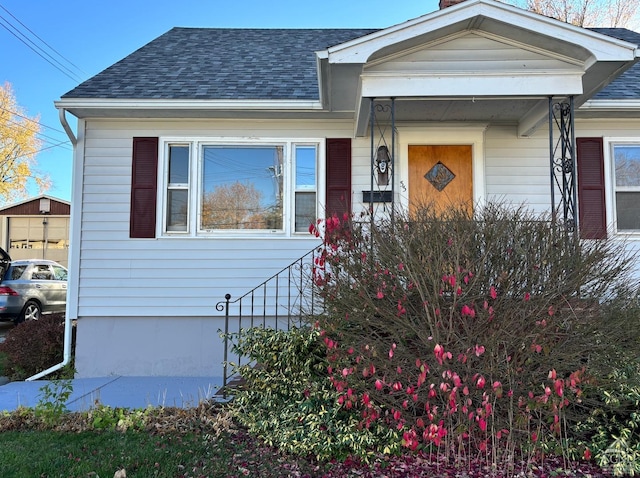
[62,26,639,102]
[589,28,640,100]
[62,28,377,101]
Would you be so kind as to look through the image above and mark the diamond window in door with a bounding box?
[424,161,456,191]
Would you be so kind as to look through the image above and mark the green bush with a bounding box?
[573,355,640,476]
[310,202,640,457]
[35,379,73,426]
[227,327,399,460]
[0,314,74,381]
[0,351,7,377]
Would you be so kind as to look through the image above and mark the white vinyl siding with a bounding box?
[484,124,551,213]
[77,119,345,318]
[76,117,640,320]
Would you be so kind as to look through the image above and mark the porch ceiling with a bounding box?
[386,97,540,123]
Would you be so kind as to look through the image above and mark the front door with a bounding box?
[408,145,473,216]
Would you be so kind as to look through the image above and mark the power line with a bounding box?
[0,3,87,78]
[2,120,72,153]
[0,4,84,82]
[1,114,72,150]
[2,141,72,163]
[0,105,69,136]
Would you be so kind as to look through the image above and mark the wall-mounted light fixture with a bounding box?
[376,145,391,186]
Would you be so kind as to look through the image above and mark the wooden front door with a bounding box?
[408,145,473,216]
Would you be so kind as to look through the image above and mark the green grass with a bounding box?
[0,427,322,478]
[0,422,616,478]
[0,403,617,478]
[0,430,219,477]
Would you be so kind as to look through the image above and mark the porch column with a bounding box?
[548,96,577,237]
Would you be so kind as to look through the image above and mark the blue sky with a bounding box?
[0,0,440,204]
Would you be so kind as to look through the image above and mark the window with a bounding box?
[52,265,68,281]
[31,265,53,280]
[294,145,317,232]
[160,138,320,236]
[8,265,26,280]
[201,145,284,230]
[612,143,640,232]
[166,144,190,232]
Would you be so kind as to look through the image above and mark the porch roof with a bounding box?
[316,0,639,136]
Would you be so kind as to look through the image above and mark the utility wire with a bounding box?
[0,5,84,82]
[0,105,69,136]
[0,3,86,77]
[2,117,72,152]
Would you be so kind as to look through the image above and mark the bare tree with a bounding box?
[513,0,638,27]
[201,181,281,230]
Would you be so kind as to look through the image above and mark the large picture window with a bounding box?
[613,143,640,232]
[201,145,284,230]
[160,138,320,236]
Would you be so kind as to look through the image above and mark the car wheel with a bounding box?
[18,300,41,323]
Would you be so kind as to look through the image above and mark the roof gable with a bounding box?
[0,195,70,215]
[323,0,636,65]
[366,31,582,74]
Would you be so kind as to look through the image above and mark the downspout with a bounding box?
[26,108,77,381]
[57,108,77,146]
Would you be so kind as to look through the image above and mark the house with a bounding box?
[54,0,640,378]
[0,195,71,268]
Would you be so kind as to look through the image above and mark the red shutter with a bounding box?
[325,138,352,219]
[577,137,606,239]
[130,137,159,238]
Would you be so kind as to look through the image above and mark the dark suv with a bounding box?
[0,248,67,324]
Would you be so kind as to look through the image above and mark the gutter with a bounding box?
[54,97,324,112]
[26,108,76,381]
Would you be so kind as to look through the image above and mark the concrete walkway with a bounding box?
[0,376,223,412]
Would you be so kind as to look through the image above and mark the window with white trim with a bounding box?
[612,143,640,232]
[166,144,190,232]
[161,138,320,236]
[294,145,317,232]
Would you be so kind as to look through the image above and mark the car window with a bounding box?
[31,265,53,280]
[6,265,26,280]
[52,265,68,281]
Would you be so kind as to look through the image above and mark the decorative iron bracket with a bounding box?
[369,98,396,223]
[548,96,577,237]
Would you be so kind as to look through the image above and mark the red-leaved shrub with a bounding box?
[310,202,637,459]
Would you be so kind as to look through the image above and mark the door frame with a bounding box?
[397,125,487,212]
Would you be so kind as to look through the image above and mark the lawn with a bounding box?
[0,404,322,478]
[0,403,615,478]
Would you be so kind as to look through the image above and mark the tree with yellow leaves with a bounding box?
[0,82,49,204]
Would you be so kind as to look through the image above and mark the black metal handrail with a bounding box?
[216,248,323,393]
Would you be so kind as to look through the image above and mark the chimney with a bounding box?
[439,0,466,8]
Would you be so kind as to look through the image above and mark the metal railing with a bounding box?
[216,248,323,393]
